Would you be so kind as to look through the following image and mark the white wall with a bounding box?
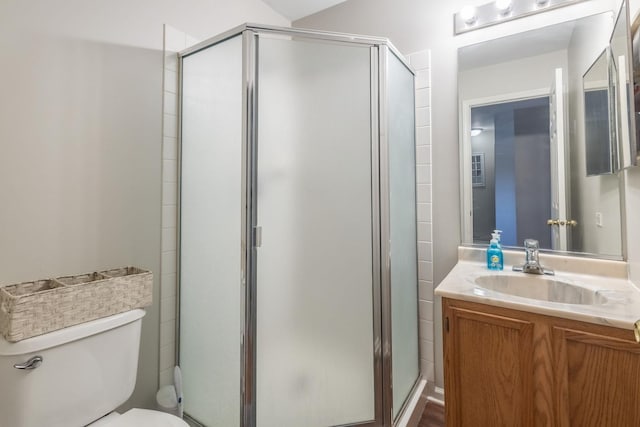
[296,0,617,392]
[0,0,288,411]
[460,50,569,101]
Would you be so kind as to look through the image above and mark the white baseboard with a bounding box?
[426,386,444,406]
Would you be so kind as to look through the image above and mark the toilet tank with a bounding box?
[0,309,145,427]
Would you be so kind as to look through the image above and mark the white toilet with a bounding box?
[0,308,188,427]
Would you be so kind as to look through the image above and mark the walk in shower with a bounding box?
[177,24,420,427]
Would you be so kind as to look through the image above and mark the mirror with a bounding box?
[612,0,639,167]
[583,48,617,176]
[459,12,624,259]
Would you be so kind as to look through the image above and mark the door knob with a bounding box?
[547,219,577,227]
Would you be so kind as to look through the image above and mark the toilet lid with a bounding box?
[101,409,189,427]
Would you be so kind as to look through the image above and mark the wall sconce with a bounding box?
[454,0,585,34]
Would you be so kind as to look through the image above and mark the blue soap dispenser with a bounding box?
[487,232,504,270]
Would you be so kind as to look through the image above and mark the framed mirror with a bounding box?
[458,12,624,259]
[583,48,618,176]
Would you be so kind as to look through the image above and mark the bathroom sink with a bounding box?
[473,274,607,305]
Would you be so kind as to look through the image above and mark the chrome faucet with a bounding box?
[513,239,554,275]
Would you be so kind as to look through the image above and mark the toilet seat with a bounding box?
[90,408,188,427]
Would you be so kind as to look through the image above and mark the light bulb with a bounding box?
[460,5,478,25]
[495,0,512,14]
[471,128,483,137]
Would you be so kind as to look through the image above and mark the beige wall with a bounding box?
[0,0,288,410]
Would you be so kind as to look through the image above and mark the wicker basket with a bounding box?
[0,267,152,342]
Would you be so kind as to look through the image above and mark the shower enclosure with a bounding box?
[177,24,420,427]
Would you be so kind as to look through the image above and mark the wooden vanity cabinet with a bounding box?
[443,298,640,427]
[553,326,640,427]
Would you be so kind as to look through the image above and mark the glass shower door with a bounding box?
[179,35,243,427]
[254,35,378,427]
[387,50,420,420]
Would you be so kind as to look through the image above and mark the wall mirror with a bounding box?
[611,0,638,168]
[458,11,624,259]
[583,48,618,176]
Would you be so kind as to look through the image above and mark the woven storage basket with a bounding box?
[0,267,152,342]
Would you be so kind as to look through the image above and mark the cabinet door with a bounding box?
[553,327,640,427]
[444,303,535,427]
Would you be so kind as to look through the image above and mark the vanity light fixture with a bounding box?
[460,5,478,25]
[454,0,585,34]
[495,0,513,15]
[471,127,484,136]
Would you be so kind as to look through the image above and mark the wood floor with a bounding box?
[417,401,445,427]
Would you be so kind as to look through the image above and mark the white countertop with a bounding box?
[435,247,640,330]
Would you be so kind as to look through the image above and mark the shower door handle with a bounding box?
[253,226,262,248]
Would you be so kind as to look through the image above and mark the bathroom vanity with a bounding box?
[446,0,640,424]
[436,249,640,427]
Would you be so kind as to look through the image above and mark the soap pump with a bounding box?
[493,229,503,246]
[487,232,504,271]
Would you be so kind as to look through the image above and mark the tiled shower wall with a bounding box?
[159,43,435,388]
[408,50,435,385]
[159,25,199,387]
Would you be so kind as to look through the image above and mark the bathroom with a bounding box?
[2,0,640,425]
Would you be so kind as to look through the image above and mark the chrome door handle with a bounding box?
[14,355,43,370]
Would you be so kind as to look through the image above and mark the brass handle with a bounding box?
[547,219,578,227]
[635,320,640,343]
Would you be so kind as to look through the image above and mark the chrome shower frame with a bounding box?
[176,23,421,427]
